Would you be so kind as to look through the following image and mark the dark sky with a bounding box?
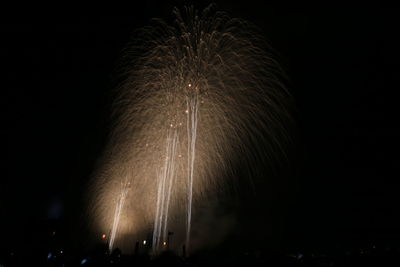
[1,2,399,252]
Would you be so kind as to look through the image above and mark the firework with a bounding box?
[88,5,292,253]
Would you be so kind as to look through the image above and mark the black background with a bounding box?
[1,2,399,252]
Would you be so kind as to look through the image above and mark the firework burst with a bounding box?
[88,5,292,253]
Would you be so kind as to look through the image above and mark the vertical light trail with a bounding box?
[162,129,179,243]
[185,92,199,249]
[109,181,129,251]
[152,170,163,251]
[152,127,179,252]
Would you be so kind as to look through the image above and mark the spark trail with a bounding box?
[185,93,199,247]
[89,5,292,254]
[152,128,179,252]
[109,180,130,251]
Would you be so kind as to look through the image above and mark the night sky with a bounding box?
[1,2,399,253]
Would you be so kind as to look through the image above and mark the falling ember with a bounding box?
[89,4,292,254]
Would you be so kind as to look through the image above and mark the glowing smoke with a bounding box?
[88,5,292,253]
